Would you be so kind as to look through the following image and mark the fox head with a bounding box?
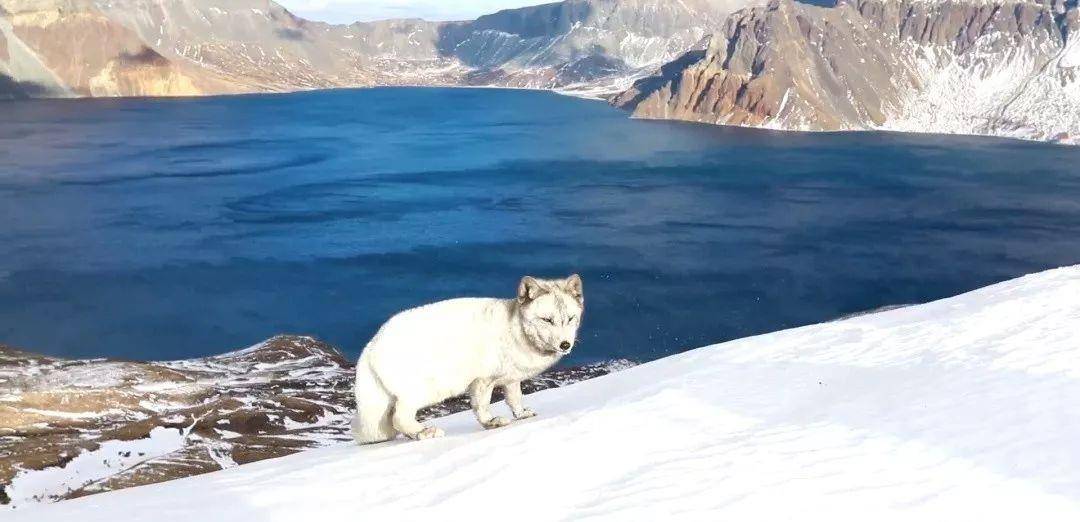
[517,274,584,356]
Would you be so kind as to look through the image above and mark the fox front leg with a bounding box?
[504,381,536,420]
[470,379,510,429]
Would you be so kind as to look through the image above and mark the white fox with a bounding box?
[351,274,584,443]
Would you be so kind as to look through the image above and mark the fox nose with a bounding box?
[559,341,572,352]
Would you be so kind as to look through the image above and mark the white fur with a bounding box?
[352,275,585,443]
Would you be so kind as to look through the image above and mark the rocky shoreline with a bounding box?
[0,336,633,508]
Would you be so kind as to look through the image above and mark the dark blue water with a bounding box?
[2,88,1080,364]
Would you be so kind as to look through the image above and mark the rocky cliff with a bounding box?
[0,335,634,507]
[0,0,241,97]
[614,0,1080,144]
[0,0,748,99]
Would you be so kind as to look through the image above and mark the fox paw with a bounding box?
[513,408,537,420]
[415,427,445,440]
[482,417,511,429]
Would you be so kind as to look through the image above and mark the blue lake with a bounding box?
[2,87,1080,364]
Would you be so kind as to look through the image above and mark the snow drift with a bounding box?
[10,266,1080,520]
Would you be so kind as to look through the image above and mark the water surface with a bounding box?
[2,88,1079,363]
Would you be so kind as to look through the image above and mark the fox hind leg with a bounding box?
[353,362,399,444]
[392,400,444,440]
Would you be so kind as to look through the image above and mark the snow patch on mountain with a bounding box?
[6,427,187,506]
[883,28,1080,143]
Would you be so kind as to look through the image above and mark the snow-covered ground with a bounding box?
[10,266,1080,520]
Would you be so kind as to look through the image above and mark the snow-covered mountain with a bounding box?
[0,0,749,99]
[8,265,1080,519]
[615,0,1080,144]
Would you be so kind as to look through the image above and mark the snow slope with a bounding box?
[11,266,1080,520]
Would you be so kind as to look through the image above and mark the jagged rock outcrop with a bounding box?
[0,0,751,99]
[614,0,1080,144]
[0,335,634,507]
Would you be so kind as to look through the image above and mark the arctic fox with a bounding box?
[351,274,584,443]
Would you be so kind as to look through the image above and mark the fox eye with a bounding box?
[568,316,576,323]
[541,317,555,324]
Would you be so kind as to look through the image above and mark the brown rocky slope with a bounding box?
[0,335,633,508]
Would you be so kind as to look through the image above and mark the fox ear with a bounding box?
[564,274,583,302]
[518,276,544,303]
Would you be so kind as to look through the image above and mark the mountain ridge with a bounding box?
[0,0,743,99]
[613,0,1080,144]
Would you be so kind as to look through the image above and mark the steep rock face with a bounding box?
[614,0,1080,144]
[0,0,755,98]
[0,0,243,97]
[0,3,69,98]
[439,0,740,91]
